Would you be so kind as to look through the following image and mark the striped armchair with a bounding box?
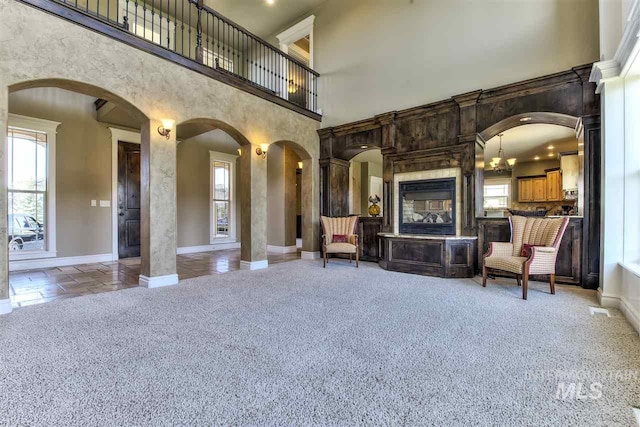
[482,215,570,300]
[320,215,359,268]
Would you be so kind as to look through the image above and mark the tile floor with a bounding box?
[9,249,301,308]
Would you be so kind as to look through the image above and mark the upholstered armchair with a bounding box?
[483,215,570,300]
[320,215,360,268]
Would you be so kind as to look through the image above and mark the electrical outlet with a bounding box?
[91,200,97,207]
[99,200,111,208]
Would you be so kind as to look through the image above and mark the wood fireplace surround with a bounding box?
[318,64,601,287]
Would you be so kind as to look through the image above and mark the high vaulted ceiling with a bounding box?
[204,0,325,40]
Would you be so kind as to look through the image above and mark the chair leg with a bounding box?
[550,274,556,295]
[323,249,327,268]
[349,253,352,263]
[522,269,529,300]
[482,264,488,287]
[356,250,359,268]
[516,274,522,287]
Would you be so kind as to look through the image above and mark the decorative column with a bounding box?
[240,143,268,269]
[0,86,10,314]
[318,128,350,217]
[301,157,320,259]
[590,60,620,296]
[453,90,481,236]
[376,112,397,232]
[139,119,179,288]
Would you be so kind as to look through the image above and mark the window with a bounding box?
[484,181,511,210]
[7,115,59,260]
[210,151,237,243]
[123,2,175,49]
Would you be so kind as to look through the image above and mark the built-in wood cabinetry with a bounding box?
[518,177,546,202]
[517,170,562,202]
[546,170,563,201]
[518,179,533,202]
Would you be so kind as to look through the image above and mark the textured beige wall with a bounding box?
[280,0,600,127]
[0,0,320,283]
[0,0,319,155]
[284,147,299,247]
[176,131,241,248]
[8,87,113,258]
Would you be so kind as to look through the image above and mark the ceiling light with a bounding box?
[360,145,368,149]
[534,156,540,160]
[548,153,555,157]
[520,117,532,122]
[492,133,514,174]
[266,0,274,4]
[547,145,554,149]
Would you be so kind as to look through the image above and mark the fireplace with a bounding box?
[399,178,456,235]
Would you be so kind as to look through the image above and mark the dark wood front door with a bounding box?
[118,141,141,258]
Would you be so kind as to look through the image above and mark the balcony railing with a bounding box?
[25,0,320,118]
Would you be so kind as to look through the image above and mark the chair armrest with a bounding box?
[349,234,359,246]
[527,246,558,274]
[485,242,513,258]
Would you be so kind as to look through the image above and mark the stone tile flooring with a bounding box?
[9,249,301,309]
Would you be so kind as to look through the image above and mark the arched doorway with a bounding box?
[174,119,248,270]
[477,112,582,218]
[268,140,316,258]
[4,79,149,307]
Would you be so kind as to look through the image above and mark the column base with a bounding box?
[139,274,179,289]
[0,298,13,315]
[301,251,321,260]
[240,260,269,270]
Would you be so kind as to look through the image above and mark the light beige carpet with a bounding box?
[0,260,639,426]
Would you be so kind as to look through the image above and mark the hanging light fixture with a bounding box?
[491,133,516,174]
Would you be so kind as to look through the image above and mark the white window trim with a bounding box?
[209,151,237,245]
[8,114,60,261]
[276,15,315,68]
[483,178,512,210]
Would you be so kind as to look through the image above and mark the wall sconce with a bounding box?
[158,119,175,140]
[297,161,303,169]
[237,148,242,155]
[287,79,298,94]
[256,143,269,159]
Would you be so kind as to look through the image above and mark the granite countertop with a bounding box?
[378,233,478,240]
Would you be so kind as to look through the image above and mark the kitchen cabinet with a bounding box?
[518,179,533,202]
[546,170,563,201]
[532,177,547,201]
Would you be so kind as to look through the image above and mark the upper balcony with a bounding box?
[20,0,321,120]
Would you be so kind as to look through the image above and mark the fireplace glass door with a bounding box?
[399,178,456,235]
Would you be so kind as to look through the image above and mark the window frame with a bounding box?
[483,178,512,210]
[209,151,237,245]
[8,114,60,261]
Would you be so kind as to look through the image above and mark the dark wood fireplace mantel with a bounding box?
[318,64,600,288]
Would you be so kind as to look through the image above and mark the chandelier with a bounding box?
[491,133,516,174]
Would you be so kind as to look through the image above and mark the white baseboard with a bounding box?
[240,260,268,270]
[620,297,640,335]
[296,238,302,249]
[177,242,240,255]
[597,289,621,308]
[598,289,640,335]
[0,299,12,315]
[9,253,114,272]
[267,245,298,254]
[301,251,321,260]
[139,274,179,288]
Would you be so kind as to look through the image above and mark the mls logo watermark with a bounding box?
[555,382,603,401]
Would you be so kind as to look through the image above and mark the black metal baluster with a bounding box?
[195,0,202,63]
